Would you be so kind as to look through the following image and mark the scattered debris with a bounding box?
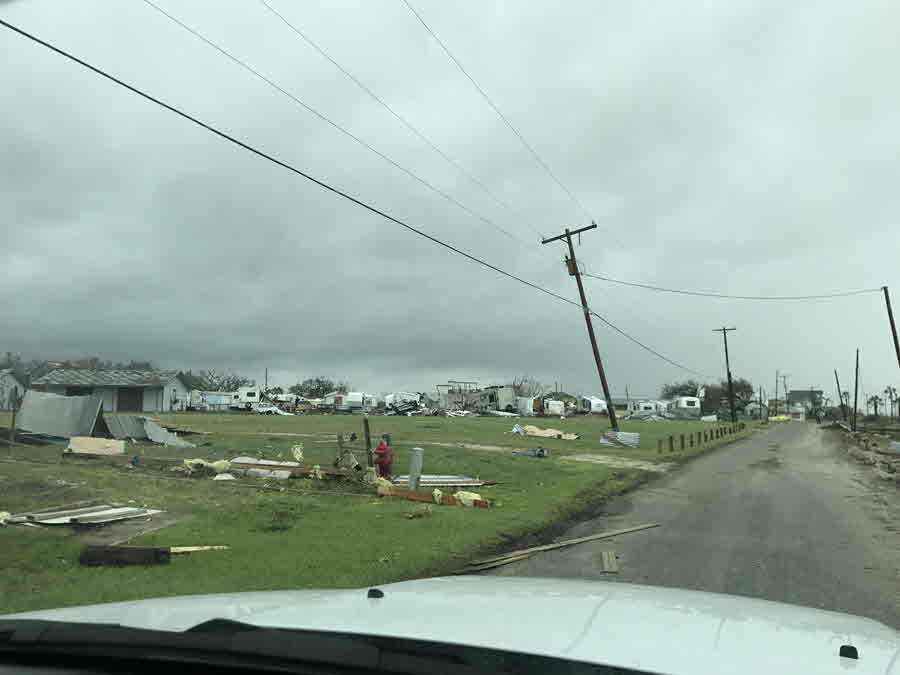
[0,511,10,525]
[309,465,324,480]
[562,454,674,472]
[514,424,579,440]
[485,410,519,417]
[512,447,549,458]
[79,544,228,567]
[7,504,163,527]
[212,473,236,481]
[405,505,433,519]
[65,436,125,456]
[700,415,718,422]
[598,431,640,448]
[453,490,484,507]
[145,420,196,448]
[599,550,619,573]
[377,483,490,508]
[105,415,149,440]
[291,444,305,462]
[446,410,474,417]
[392,474,489,488]
[458,523,659,573]
[244,468,292,480]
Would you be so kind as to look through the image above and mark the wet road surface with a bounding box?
[489,423,900,628]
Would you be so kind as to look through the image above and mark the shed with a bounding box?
[0,369,25,410]
[31,369,191,413]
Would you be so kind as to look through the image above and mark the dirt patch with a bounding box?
[562,454,675,473]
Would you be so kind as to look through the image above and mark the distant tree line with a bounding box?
[661,378,756,413]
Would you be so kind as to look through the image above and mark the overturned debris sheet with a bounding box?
[8,504,163,526]
[105,414,149,440]
[145,420,195,448]
[598,431,641,448]
[392,474,489,488]
[16,391,105,439]
[512,448,549,458]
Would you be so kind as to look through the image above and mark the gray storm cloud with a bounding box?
[2,0,898,399]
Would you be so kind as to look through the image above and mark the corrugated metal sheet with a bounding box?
[145,420,195,447]
[105,415,149,440]
[22,504,163,525]
[32,369,180,387]
[16,391,104,438]
[392,474,485,488]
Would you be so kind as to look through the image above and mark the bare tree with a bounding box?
[512,376,546,397]
[198,369,254,392]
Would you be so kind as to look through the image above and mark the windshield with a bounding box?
[1,0,899,666]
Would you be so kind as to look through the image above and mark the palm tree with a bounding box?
[867,395,883,418]
[885,386,897,421]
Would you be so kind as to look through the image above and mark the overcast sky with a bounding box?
[3,0,899,401]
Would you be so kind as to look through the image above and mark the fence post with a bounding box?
[408,447,424,490]
[362,416,373,467]
[680,434,685,450]
[668,435,674,452]
[689,433,694,448]
[657,439,663,454]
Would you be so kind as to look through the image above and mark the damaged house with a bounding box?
[0,368,25,410]
[31,369,191,413]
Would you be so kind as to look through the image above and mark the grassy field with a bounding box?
[0,411,759,614]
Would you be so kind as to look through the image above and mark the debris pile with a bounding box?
[842,431,899,481]
[511,424,579,440]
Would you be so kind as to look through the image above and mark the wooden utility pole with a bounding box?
[713,327,737,423]
[362,415,373,467]
[773,370,779,416]
[852,349,860,432]
[883,286,900,370]
[834,370,847,421]
[781,374,790,410]
[542,222,618,431]
[8,386,19,452]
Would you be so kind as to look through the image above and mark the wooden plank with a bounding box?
[169,546,229,554]
[470,522,659,566]
[600,550,619,573]
[230,460,347,477]
[66,437,125,456]
[454,551,535,573]
[79,545,170,567]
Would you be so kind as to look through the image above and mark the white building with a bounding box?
[0,369,25,410]
[31,369,191,413]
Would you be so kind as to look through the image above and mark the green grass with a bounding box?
[0,411,760,614]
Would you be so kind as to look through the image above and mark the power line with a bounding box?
[0,15,706,378]
[400,0,592,222]
[140,0,529,249]
[257,0,544,240]
[583,273,882,301]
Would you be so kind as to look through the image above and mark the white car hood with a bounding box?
[4,576,899,675]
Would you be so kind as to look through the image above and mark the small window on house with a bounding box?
[246,392,256,398]
[687,400,697,407]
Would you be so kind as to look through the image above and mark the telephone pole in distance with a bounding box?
[713,327,737,423]
[542,222,619,431]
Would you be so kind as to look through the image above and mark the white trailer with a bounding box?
[581,396,608,414]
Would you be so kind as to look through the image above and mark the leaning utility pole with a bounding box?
[542,222,618,431]
[883,286,900,370]
[713,327,737,423]
[834,369,847,421]
[852,349,860,432]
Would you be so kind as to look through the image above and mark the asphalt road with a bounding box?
[490,422,900,628]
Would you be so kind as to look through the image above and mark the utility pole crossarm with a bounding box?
[541,222,596,245]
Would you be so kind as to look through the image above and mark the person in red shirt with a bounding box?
[373,435,394,478]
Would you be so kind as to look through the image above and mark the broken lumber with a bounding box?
[454,552,534,573]
[79,545,170,566]
[600,550,619,573]
[469,522,659,567]
[79,545,229,566]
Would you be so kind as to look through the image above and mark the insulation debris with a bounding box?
[517,424,579,440]
[66,437,125,455]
